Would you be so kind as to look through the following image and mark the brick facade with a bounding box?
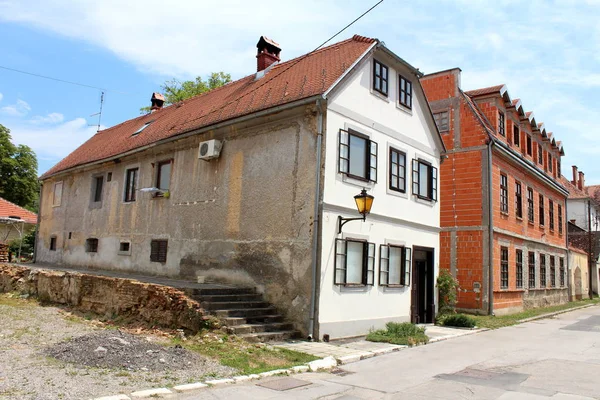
[422,69,569,315]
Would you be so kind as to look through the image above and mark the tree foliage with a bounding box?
[0,124,39,211]
[437,269,459,316]
[141,72,231,113]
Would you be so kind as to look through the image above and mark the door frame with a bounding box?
[411,246,436,324]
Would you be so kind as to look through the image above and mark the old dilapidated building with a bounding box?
[37,35,445,339]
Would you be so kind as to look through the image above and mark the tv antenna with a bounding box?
[89,91,105,132]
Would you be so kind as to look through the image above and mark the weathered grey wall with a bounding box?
[36,105,319,333]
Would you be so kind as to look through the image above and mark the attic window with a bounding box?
[132,121,154,136]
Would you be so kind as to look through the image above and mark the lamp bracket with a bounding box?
[338,215,366,234]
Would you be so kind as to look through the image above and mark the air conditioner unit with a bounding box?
[198,139,223,160]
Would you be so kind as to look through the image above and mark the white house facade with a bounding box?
[318,48,444,339]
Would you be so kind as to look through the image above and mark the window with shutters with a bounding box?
[500,246,509,289]
[549,200,554,231]
[434,111,449,132]
[516,250,523,288]
[86,238,98,253]
[150,239,168,263]
[560,258,565,287]
[527,187,534,223]
[513,125,520,147]
[515,181,523,219]
[498,112,505,136]
[334,239,375,286]
[550,256,556,287]
[528,252,536,288]
[540,254,546,288]
[558,204,563,235]
[124,168,139,202]
[500,174,508,214]
[373,60,388,96]
[539,194,545,226]
[389,148,406,193]
[399,75,412,109]
[338,129,377,182]
[379,245,411,286]
[412,159,438,201]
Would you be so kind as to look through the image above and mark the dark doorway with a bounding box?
[411,247,435,324]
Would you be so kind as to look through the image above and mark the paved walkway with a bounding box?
[172,305,600,399]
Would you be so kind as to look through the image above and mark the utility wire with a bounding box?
[0,65,138,95]
[180,0,384,127]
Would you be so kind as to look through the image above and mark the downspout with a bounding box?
[566,199,572,301]
[32,182,43,263]
[487,140,495,315]
[588,199,594,298]
[308,99,324,340]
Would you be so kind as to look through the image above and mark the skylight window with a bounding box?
[132,121,153,136]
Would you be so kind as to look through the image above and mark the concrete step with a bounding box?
[194,293,264,303]
[222,314,284,326]
[214,307,277,318]
[226,322,295,335]
[236,330,299,343]
[190,287,256,296]
[201,301,271,311]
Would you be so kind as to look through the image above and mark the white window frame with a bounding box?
[334,238,375,286]
[411,158,438,202]
[338,128,378,183]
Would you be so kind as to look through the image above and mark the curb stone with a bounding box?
[428,328,489,344]
[130,388,172,398]
[517,303,596,324]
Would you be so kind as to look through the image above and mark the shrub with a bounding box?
[366,322,428,346]
[437,270,459,316]
[442,313,477,328]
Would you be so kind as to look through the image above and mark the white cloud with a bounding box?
[1,99,31,117]
[9,118,100,165]
[30,112,64,125]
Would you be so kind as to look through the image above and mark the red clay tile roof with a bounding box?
[464,84,505,97]
[42,35,377,179]
[560,175,588,199]
[0,197,37,224]
[587,185,600,204]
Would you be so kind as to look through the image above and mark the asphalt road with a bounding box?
[175,305,600,399]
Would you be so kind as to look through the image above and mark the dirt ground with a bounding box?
[0,294,236,400]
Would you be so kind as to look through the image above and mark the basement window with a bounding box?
[150,239,168,263]
[379,245,411,286]
[86,238,99,253]
[118,241,131,256]
[132,121,154,136]
[334,238,375,286]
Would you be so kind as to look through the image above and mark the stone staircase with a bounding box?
[188,286,298,343]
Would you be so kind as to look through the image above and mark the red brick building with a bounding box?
[421,69,569,315]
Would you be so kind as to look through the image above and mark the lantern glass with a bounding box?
[354,189,374,216]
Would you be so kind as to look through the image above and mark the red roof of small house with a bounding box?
[0,197,37,224]
[559,175,588,199]
[41,35,377,179]
[587,185,600,204]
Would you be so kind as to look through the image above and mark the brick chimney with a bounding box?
[578,170,585,190]
[572,165,578,185]
[256,36,281,72]
[150,92,165,112]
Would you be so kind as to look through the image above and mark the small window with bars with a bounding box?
[500,246,509,289]
[86,238,99,253]
[516,250,523,289]
[540,254,546,288]
[150,239,168,263]
[560,258,565,287]
[515,181,523,219]
[338,129,378,182]
[334,239,375,286]
[550,256,556,287]
[498,112,505,136]
[434,111,449,132]
[528,251,536,288]
[500,174,508,214]
[379,245,411,286]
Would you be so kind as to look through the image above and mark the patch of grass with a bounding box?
[366,322,428,346]
[175,334,318,375]
[442,314,477,328]
[0,292,37,308]
[471,298,600,329]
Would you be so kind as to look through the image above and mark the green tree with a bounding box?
[141,72,231,113]
[0,124,39,211]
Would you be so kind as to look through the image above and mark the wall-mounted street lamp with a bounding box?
[338,189,375,234]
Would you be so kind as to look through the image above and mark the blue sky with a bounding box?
[0,0,599,182]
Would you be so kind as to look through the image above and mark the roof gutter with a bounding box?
[41,95,322,181]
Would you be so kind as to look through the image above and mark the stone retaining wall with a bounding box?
[0,264,208,332]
